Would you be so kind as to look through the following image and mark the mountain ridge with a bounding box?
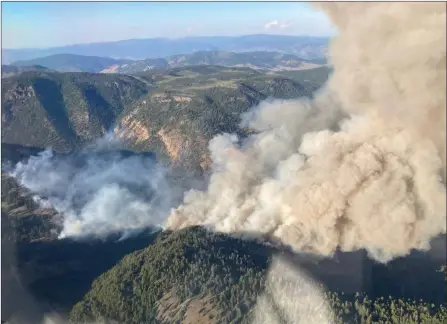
[8,51,327,74]
[10,54,131,73]
[1,65,52,78]
[2,34,329,63]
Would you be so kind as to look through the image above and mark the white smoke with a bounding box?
[7,136,186,239]
[167,3,447,263]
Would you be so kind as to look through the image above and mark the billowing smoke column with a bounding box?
[167,3,447,263]
[8,140,177,238]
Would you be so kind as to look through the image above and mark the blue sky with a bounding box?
[2,2,335,49]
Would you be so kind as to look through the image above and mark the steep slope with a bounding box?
[1,71,149,152]
[2,35,328,63]
[11,54,132,73]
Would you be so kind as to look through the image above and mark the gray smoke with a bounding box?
[167,2,446,263]
[7,136,186,239]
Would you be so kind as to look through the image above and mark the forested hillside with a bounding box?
[2,66,327,170]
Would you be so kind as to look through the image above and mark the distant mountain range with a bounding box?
[6,50,327,75]
[2,34,329,63]
[111,50,327,74]
[9,54,132,73]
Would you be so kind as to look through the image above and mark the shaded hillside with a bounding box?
[2,221,159,323]
[69,226,447,324]
[2,66,327,170]
[2,65,51,78]
[3,34,328,63]
[1,143,45,165]
[11,54,132,73]
[69,226,271,324]
[1,71,149,152]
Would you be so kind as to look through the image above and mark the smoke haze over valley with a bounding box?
[7,140,176,239]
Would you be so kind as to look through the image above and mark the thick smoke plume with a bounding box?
[7,136,185,238]
[167,3,447,263]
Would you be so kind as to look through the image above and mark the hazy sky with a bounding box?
[2,2,335,49]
